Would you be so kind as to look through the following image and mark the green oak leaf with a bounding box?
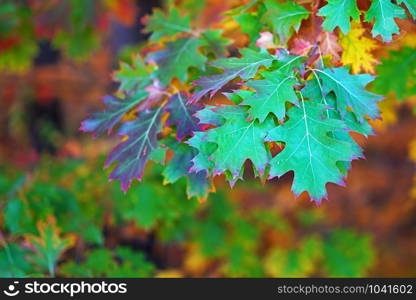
[303,77,374,174]
[313,67,382,121]
[242,70,298,122]
[397,0,416,19]
[194,104,245,126]
[364,0,406,42]
[196,105,275,182]
[273,51,306,74]
[162,140,197,184]
[225,0,259,16]
[304,73,374,137]
[317,0,360,34]
[113,55,150,91]
[263,0,309,42]
[201,29,232,57]
[25,220,74,276]
[241,53,304,122]
[191,48,275,102]
[187,131,217,174]
[265,101,354,203]
[144,7,191,42]
[224,89,255,105]
[148,38,206,86]
[235,12,263,44]
[374,46,416,100]
[162,140,212,199]
[330,111,371,175]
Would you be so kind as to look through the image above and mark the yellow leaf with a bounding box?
[369,97,397,132]
[409,139,416,163]
[184,244,208,274]
[409,139,416,200]
[155,270,184,278]
[340,23,378,74]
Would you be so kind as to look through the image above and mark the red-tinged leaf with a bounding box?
[80,93,147,137]
[190,48,275,102]
[137,80,166,111]
[318,32,342,62]
[106,107,163,192]
[291,38,313,56]
[165,92,203,140]
[187,171,213,200]
[256,32,277,49]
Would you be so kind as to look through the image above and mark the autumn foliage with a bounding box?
[0,0,416,279]
[82,0,416,204]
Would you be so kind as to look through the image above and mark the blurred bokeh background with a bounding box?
[0,0,415,277]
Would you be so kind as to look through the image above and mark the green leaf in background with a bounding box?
[109,247,154,277]
[364,0,406,42]
[144,7,191,42]
[0,244,33,277]
[0,2,18,34]
[0,156,378,278]
[323,229,375,277]
[61,247,154,277]
[4,182,80,236]
[4,197,26,235]
[24,218,75,276]
[148,38,207,86]
[374,46,416,100]
[81,224,103,246]
[264,236,323,277]
[53,26,99,60]
[201,29,232,58]
[235,12,263,44]
[263,0,309,42]
[113,55,150,92]
[318,0,360,34]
